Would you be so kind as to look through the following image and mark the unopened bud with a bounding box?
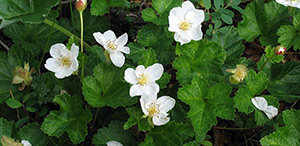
[76,0,87,12]
[274,46,286,55]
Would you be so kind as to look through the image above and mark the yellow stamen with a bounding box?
[59,56,72,67]
[179,21,191,31]
[138,73,149,86]
[106,40,117,50]
[147,103,160,117]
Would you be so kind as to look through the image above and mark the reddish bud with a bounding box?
[76,0,87,12]
[275,46,286,55]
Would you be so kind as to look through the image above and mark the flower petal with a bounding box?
[129,84,143,97]
[182,1,195,13]
[106,141,123,146]
[135,65,146,77]
[145,63,164,81]
[264,106,278,119]
[118,46,130,54]
[187,25,203,41]
[115,33,128,47]
[175,31,192,45]
[50,43,65,58]
[157,96,175,112]
[185,9,205,24]
[103,30,117,41]
[143,82,159,96]
[140,94,153,115]
[69,58,79,71]
[93,32,106,46]
[152,112,170,126]
[124,68,138,84]
[21,140,32,146]
[251,97,268,111]
[54,68,73,79]
[44,58,61,72]
[71,43,79,58]
[110,51,125,67]
[12,75,24,84]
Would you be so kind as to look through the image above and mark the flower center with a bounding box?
[138,73,149,86]
[234,67,247,81]
[59,56,72,68]
[106,40,117,50]
[147,102,160,117]
[179,21,192,31]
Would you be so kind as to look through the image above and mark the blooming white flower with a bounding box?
[93,30,130,67]
[106,141,123,146]
[124,63,163,97]
[168,1,205,45]
[276,0,300,8]
[45,43,79,79]
[140,94,175,126]
[21,140,32,146]
[251,97,278,119]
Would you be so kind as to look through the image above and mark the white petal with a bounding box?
[110,51,125,67]
[60,46,71,56]
[145,63,164,81]
[124,68,138,84]
[175,31,192,45]
[187,25,203,41]
[118,46,130,54]
[168,8,181,32]
[50,43,65,58]
[185,9,205,24]
[69,58,79,71]
[71,43,79,58]
[129,84,143,97]
[115,33,128,47]
[140,94,152,115]
[157,96,175,112]
[54,68,73,79]
[251,97,268,111]
[21,140,32,146]
[182,1,195,12]
[264,106,278,119]
[93,32,106,46]
[44,58,61,72]
[106,141,123,146]
[135,65,146,77]
[152,112,170,126]
[103,30,117,41]
[143,82,159,96]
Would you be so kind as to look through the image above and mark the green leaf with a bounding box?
[138,48,158,67]
[93,121,135,146]
[0,0,34,19]
[82,63,137,108]
[90,0,124,16]
[233,70,269,114]
[173,40,226,86]
[0,118,15,146]
[237,1,289,46]
[141,121,193,146]
[267,61,300,101]
[220,14,232,24]
[157,73,171,89]
[264,46,284,63]
[178,77,234,140]
[126,42,146,64]
[124,107,151,131]
[137,24,175,64]
[277,13,300,51]
[260,109,300,146]
[41,94,92,144]
[19,123,48,146]
[203,0,211,9]
[5,98,22,109]
[142,0,181,25]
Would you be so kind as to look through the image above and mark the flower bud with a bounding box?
[12,62,35,91]
[75,0,87,12]
[274,46,286,55]
[226,64,248,84]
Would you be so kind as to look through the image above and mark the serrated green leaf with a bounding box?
[173,40,226,86]
[137,24,175,64]
[5,98,22,109]
[41,94,92,144]
[267,62,300,101]
[0,0,34,19]
[233,70,269,114]
[178,77,234,140]
[0,118,15,146]
[260,109,300,146]
[91,0,109,16]
[19,123,48,146]
[278,13,300,51]
[82,63,137,108]
[157,73,171,89]
[237,1,289,46]
[141,121,193,146]
[126,42,146,64]
[264,46,284,63]
[93,121,135,146]
[124,107,151,131]
[138,48,157,67]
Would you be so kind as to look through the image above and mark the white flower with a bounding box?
[93,30,130,67]
[276,0,300,8]
[106,141,123,146]
[168,1,205,45]
[45,43,79,79]
[140,94,175,126]
[124,63,163,97]
[251,97,278,119]
[21,140,32,146]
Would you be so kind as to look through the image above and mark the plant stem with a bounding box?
[259,55,275,72]
[43,18,90,48]
[39,19,55,71]
[79,11,85,81]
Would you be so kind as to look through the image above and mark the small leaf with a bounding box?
[90,0,109,16]
[124,107,151,131]
[138,48,158,67]
[203,0,211,9]
[6,98,22,109]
